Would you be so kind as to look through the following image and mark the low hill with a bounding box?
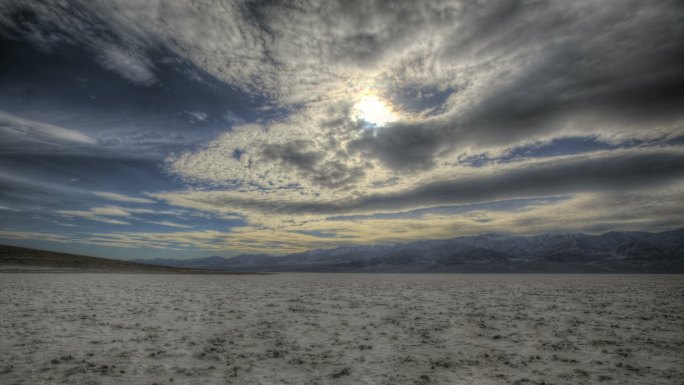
[0,244,243,273]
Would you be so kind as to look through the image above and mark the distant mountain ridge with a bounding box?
[136,228,684,273]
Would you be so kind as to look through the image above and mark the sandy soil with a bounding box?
[0,273,682,385]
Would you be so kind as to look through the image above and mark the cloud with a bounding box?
[4,1,683,161]
[148,221,192,229]
[0,0,158,85]
[1,0,683,254]
[149,0,684,220]
[349,122,445,171]
[57,208,131,225]
[95,45,157,86]
[185,111,208,122]
[93,191,156,204]
[53,203,201,229]
[0,230,75,244]
[78,230,235,251]
[173,185,684,254]
[55,204,150,226]
[56,203,186,222]
[88,206,131,217]
[337,148,684,215]
[153,147,684,253]
[90,218,131,226]
[8,184,683,255]
[0,110,97,146]
[166,119,373,194]
[163,145,684,220]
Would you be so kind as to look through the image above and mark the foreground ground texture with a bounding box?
[0,274,682,385]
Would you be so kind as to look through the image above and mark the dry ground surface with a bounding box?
[0,273,682,385]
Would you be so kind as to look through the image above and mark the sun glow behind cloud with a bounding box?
[352,95,399,127]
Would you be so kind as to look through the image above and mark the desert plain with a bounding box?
[1,273,682,385]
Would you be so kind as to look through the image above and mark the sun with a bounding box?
[352,95,399,127]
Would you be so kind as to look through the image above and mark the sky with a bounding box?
[0,0,683,260]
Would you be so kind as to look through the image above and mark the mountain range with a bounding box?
[136,228,684,273]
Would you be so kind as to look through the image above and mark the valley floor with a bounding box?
[0,273,682,385]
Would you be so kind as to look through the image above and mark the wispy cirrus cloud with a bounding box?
[95,44,157,86]
[0,110,96,147]
[57,208,132,226]
[93,191,155,204]
[147,221,192,229]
